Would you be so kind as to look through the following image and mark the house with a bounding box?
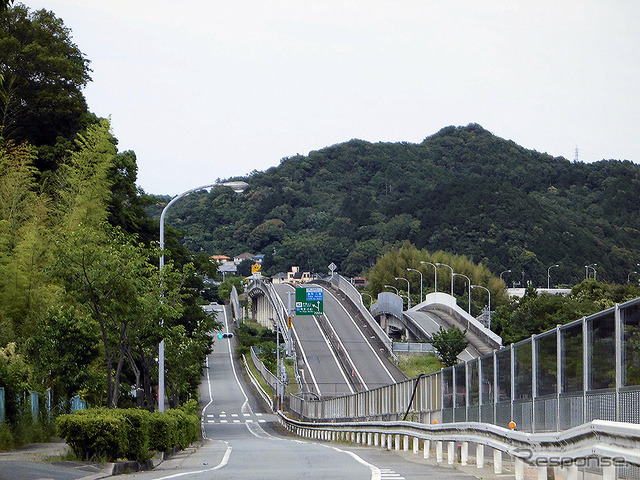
[287,266,311,285]
[218,262,237,279]
[271,272,287,284]
[234,252,255,265]
[211,255,231,264]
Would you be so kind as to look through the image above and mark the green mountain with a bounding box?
[157,124,640,286]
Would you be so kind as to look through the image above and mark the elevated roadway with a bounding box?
[372,292,502,359]
[249,277,405,400]
[271,283,355,398]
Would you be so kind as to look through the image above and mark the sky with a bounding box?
[21,0,640,195]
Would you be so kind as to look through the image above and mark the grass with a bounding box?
[284,359,299,395]
[397,353,442,379]
[244,354,274,397]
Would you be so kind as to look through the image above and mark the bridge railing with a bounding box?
[278,413,640,480]
[288,297,640,435]
[327,274,396,360]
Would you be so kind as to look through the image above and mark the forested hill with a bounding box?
[159,123,640,286]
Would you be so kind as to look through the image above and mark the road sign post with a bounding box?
[295,287,323,315]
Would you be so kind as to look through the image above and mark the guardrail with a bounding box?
[278,412,640,480]
[393,342,435,354]
[242,354,274,411]
[287,297,640,437]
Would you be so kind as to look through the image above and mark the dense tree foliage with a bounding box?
[159,124,640,287]
[0,5,219,430]
[0,5,92,168]
[493,280,640,344]
[365,242,508,316]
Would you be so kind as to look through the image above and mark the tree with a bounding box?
[0,141,56,343]
[0,1,14,13]
[0,5,91,159]
[55,225,184,408]
[431,326,468,367]
[26,306,101,408]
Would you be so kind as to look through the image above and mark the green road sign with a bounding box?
[295,287,323,315]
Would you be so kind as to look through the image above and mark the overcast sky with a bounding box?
[22,0,640,195]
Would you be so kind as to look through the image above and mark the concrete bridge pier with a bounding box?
[249,290,276,329]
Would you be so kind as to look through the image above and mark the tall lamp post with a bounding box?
[436,263,454,296]
[158,180,248,413]
[395,277,411,309]
[407,268,423,303]
[585,263,597,280]
[453,273,471,315]
[471,285,491,328]
[547,264,559,289]
[420,261,437,293]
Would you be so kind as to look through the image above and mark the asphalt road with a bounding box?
[122,305,483,480]
[272,283,354,397]
[315,284,401,391]
[0,304,486,480]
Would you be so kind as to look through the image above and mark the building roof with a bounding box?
[218,263,238,273]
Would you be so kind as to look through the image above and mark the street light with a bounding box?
[547,264,559,289]
[420,261,437,293]
[471,285,491,328]
[453,273,471,315]
[407,268,423,303]
[395,277,411,309]
[500,270,511,283]
[628,272,637,283]
[362,293,373,308]
[436,263,454,296]
[585,263,597,280]
[158,180,248,413]
[384,284,399,295]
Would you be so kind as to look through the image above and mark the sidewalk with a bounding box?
[0,439,70,462]
[0,438,204,479]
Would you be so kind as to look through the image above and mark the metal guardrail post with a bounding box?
[556,325,562,432]
[510,344,515,424]
[582,316,588,423]
[0,387,4,423]
[531,334,537,433]
[615,304,622,422]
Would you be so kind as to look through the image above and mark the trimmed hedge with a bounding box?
[56,407,199,462]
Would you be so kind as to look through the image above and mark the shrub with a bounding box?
[57,411,127,461]
[0,423,15,450]
[57,406,200,462]
[148,411,178,453]
[165,409,199,449]
[114,409,151,463]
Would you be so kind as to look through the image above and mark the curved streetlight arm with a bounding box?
[395,277,411,309]
[436,263,454,296]
[384,285,399,295]
[407,268,423,303]
[500,269,511,283]
[547,264,559,289]
[160,181,248,267]
[420,261,437,293]
[453,273,471,315]
[158,180,248,413]
[471,285,491,328]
